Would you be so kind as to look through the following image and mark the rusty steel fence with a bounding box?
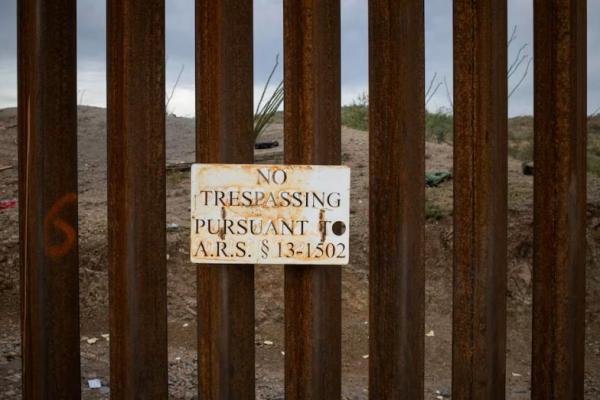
[16,0,586,399]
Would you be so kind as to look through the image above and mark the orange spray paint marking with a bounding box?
[44,192,77,258]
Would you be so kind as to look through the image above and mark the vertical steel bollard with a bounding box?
[107,0,168,397]
[18,0,80,398]
[532,1,586,398]
[452,1,508,399]
[368,0,425,398]
[195,0,256,398]
[283,0,342,398]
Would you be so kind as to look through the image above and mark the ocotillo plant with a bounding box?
[254,55,284,142]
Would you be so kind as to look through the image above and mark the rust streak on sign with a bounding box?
[319,208,326,243]
[190,164,350,265]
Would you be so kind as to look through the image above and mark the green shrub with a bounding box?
[588,151,600,176]
[425,111,453,143]
[341,93,369,131]
[341,93,455,141]
[508,141,534,162]
[425,201,444,221]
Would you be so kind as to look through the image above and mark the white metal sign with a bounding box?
[190,164,350,265]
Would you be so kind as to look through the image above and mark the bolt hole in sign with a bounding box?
[190,164,350,265]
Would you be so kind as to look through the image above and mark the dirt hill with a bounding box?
[1,106,600,399]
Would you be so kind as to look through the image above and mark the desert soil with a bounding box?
[1,106,600,399]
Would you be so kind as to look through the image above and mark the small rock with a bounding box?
[86,337,98,344]
[426,330,435,337]
[362,354,369,359]
[522,161,534,176]
[263,340,274,346]
[512,372,522,377]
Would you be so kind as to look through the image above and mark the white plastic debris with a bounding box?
[183,323,189,328]
[167,223,180,231]
[362,354,369,359]
[86,337,98,344]
[426,330,435,337]
[512,372,522,377]
[88,379,102,389]
[263,340,274,346]
[101,334,109,340]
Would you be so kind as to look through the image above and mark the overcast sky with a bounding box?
[1,0,598,117]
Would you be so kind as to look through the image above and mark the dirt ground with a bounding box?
[1,106,600,399]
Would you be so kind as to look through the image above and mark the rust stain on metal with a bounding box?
[18,0,81,397]
[368,0,425,398]
[107,0,168,398]
[532,1,586,398]
[452,1,508,399]
[283,0,342,397]
[195,0,256,398]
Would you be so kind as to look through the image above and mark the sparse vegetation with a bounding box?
[341,93,369,131]
[507,116,600,176]
[425,200,444,221]
[166,62,185,115]
[339,94,600,177]
[589,116,600,175]
[425,111,453,143]
[341,94,454,143]
[507,116,533,161]
[507,26,533,99]
[166,169,188,186]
